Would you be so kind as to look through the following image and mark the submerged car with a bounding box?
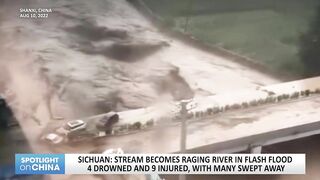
[56,119,87,135]
[97,112,119,127]
[42,133,64,144]
[96,112,119,134]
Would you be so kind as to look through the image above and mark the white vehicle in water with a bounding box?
[42,133,64,144]
[56,119,87,135]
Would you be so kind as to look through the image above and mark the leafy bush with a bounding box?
[213,107,220,114]
[130,122,142,130]
[283,94,290,99]
[230,104,241,110]
[146,120,154,127]
[241,102,249,108]
[290,92,300,99]
[305,90,311,96]
[249,100,258,106]
[257,99,265,105]
[206,108,213,115]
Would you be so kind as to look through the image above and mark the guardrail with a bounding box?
[105,88,320,137]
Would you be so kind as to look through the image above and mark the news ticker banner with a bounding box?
[15,154,305,175]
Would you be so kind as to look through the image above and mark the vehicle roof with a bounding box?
[46,133,59,140]
[104,111,118,117]
[67,119,85,127]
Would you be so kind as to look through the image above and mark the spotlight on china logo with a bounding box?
[15,154,65,174]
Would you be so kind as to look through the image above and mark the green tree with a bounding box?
[0,98,11,129]
[299,6,320,77]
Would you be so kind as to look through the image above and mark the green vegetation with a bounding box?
[193,88,320,120]
[142,0,320,76]
[130,122,142,130]
[299,6,320,77]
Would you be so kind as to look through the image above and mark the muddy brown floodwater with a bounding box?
[0,0,278,117]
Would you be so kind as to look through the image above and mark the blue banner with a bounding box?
[15,154,65,174]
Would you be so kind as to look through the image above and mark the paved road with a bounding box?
[35,95,320,155]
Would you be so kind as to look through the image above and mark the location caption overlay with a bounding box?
[15,154,305,175]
